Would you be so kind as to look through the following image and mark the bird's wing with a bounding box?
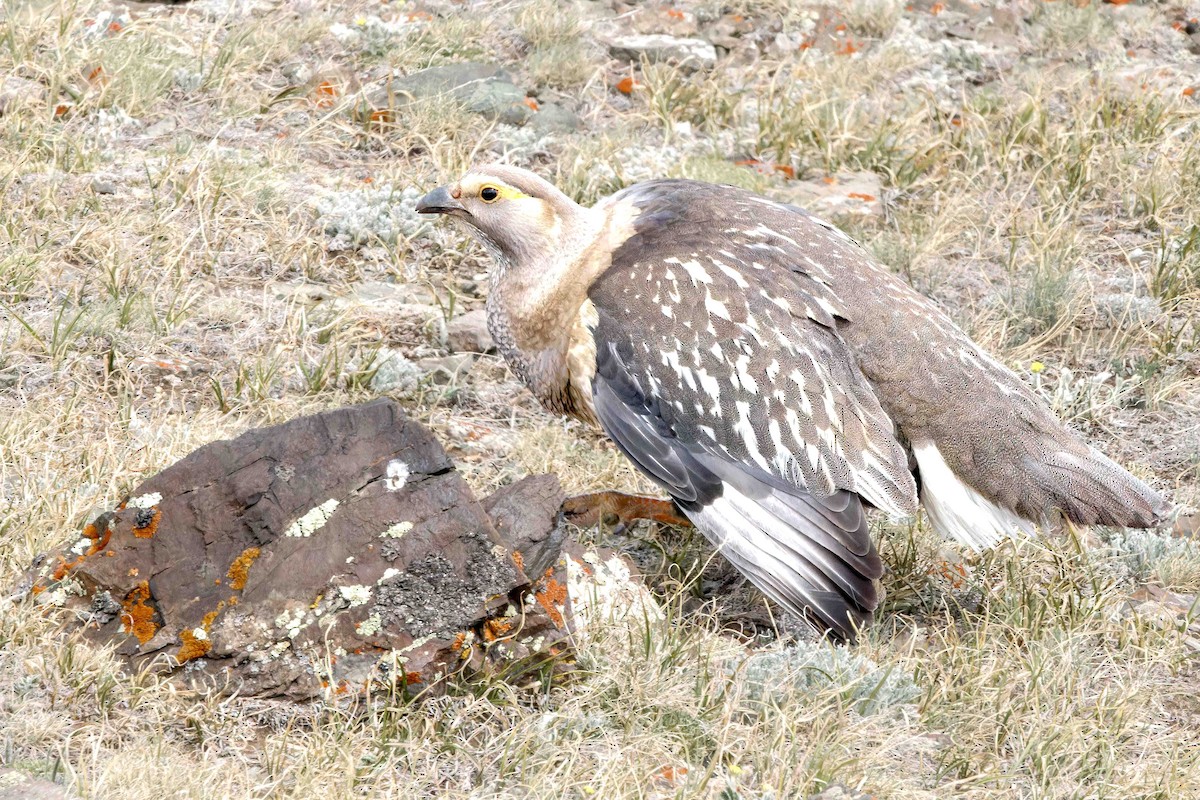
[591,335,882,638]
[592,180,918,517]
[584,180,919,638]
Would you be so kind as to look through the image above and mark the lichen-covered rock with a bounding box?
[373,63,535,126]
[24,399,573,700]
[605,34,718,71]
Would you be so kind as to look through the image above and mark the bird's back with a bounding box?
[597,179,1169,539]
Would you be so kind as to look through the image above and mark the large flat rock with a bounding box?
[25,399,571,699]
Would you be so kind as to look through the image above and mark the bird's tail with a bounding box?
[1023,447,1171,529]
[912,439,1171,552]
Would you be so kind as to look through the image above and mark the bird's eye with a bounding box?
[480,186,500,203]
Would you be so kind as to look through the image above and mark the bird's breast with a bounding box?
[485,296,599,427]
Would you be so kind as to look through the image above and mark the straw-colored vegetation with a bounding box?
[1,0,1198,797]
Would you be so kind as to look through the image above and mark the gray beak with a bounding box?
[416,186,466,215]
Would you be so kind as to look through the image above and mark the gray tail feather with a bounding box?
[1026,447,1171,528]
[688,458,883,641]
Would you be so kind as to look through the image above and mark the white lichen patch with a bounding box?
[314,184,430,250]
[402,633,435,655]
[338,584,372,608]
[191,627,209,641]
[381,520,412,538]
[566,550,664,631]
[71,537,92,555]
[379,568,400,583]
[384,460,409,492]
[274,607,307,639]
[356,613,382,636]
[284,498,339,537]
[35,588,68,607]
[127,492,162,509]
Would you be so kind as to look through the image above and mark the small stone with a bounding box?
[446,309,495,354]
[529,102,581,134]
[777,171,885,219]
[1173,513,1199,539]
[0,768,76,800]
[143,118,177,138]
[90,177,116,195]
[417,353,475,385]
[807,785,873,800]
[606,34,718,71]
[375,63,533,125]
[0,76,47,117]
[280,61,313,83]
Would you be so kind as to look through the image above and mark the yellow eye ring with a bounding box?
[480,185,500,203]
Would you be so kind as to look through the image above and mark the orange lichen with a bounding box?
[928,560,968,589]
[52,555,84,581]
[511,550,525,572]
[201,607,222,629]
[848,192,876,202]
[312,80,338,108]
[121,582,158,644]
[483,618,513,642]
[452,631,468,651]
[616,76,638,95]
[523,97,539,111]
[177,630,211,662]
[656,766,688,783]
[83,521,112,556]
[404,671,423,685]
[534,572,568,629]
[132,507,161,538]
[30,583,45,596]
[226,546,261,591]
[177,605,223,662]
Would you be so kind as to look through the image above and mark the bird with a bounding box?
[416,164,1171,641]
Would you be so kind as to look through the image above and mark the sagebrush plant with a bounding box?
[1,0,1199,797]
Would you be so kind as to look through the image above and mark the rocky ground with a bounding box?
[1,0,1200,797]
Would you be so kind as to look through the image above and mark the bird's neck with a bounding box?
[485,206,608,413]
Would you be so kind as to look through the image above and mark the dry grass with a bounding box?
[2,0,1199,797]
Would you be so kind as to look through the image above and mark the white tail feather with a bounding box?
[912,441,1036,550]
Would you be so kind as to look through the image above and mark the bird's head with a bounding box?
[416,165,586,272]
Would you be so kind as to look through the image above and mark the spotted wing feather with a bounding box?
[592,329,881,639]
[592,180,918,518]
